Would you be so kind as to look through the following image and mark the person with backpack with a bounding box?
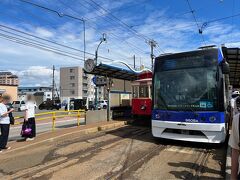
[229,96,240,179]
[0,95,14,152]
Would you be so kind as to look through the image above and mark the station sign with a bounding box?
[92,76,107,86]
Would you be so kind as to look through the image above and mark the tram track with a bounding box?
[0,125,225,180]
[186,149,212,180]
[104,144,167,180]
[5,126,151,179]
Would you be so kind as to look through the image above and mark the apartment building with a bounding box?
[60,67,103,103]
[0,72,19,86]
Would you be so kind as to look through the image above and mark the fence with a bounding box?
[14,110,86,131]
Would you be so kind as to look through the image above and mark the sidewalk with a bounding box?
[4,120,127,156]
[225,129,232,179]
[225,144,231,179]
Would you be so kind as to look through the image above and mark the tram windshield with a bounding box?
[133,85,151,98]
[154,49,219,111]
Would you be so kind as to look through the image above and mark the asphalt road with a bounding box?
[12,109,62,117]
[9,118,85,141]
[0,125,227,179]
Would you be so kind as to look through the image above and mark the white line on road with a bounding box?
[11,118,85,129]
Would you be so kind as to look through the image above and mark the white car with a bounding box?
[99,100,108,109]
[12,100,25,111]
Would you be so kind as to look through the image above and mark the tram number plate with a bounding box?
[181,130,189,135]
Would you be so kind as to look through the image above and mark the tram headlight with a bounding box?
[209,116,216,122]
[155,113,160,119]
[141,105,146,110]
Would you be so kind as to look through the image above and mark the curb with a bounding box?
[5,121,127,154]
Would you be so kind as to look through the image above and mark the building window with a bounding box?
[70,68,75,73]
[70,76,75,80]
[70,90,75,95]
[70,83,75,87]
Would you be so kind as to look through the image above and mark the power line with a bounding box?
[18,0,149,59]
[19,0,86,61]
[87,0,149,41]
[0,25,147,68]
[55,0,151,57]
[0,33,86,62]
[0,28,86,58]
[57,0,149,55]
[84,0,165,53]
[186,0,206,45]
[0,24,127,63]
[199,12,240,33]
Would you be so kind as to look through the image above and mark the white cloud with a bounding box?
[11,66,59,87]
[35,27,54,38]
[1,0,240,87]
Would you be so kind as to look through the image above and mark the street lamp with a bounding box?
[94,33,107,109]
[95,33,107,64]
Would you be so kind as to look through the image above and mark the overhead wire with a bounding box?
[0,33,86,62]
[20,0,149,57]
[0,24,132,63]
[57,0,149,55]
[20,0,148,53]
[0,28,85,59]
[83,0,165,53]
[55,0,151,62]
[186,0,207,45]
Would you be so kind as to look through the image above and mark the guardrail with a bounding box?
[14,110,86,131]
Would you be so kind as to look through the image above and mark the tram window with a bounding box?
[139,86,149,98]
[132,86,138,98]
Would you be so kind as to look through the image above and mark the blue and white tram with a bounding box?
[152,47,230,143]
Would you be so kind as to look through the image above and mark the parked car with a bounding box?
[69,99,87,110]
[99,100,108,109]
[39,100,61,110]
[12,100,25,111]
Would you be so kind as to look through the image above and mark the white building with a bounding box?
[18,86,55,105]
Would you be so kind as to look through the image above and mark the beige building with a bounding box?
[0,72,19,86]
[0,85,18,101]
[60,66,132,107]
[60,67,103,103]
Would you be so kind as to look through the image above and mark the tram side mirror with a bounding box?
[221,58,230,74]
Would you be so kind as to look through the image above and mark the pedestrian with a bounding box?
[229,96,240,179]
[23,94,36,141]
[0,95,14,152]
[231,91,240,116]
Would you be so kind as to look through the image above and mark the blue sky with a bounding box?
[0,0,239,86]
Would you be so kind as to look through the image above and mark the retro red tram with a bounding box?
[132,71,152,119]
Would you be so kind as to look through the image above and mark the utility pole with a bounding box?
[52,65,55,101]
[133,55,136,70]
[148,40,157,70]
